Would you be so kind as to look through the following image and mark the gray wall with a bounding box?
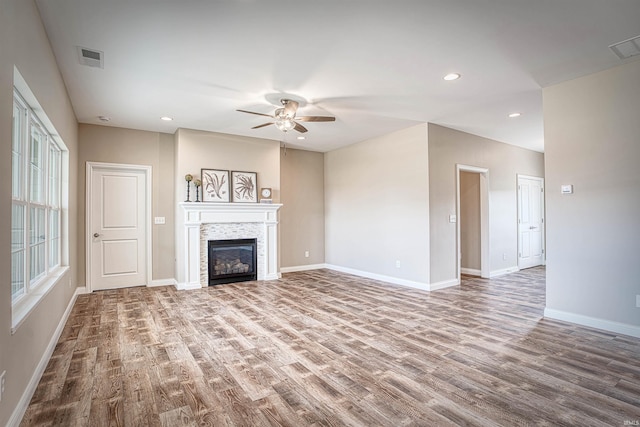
[428,124,544,283]
[324,124,430,284]
[280,148,325,268]
[544,60,640,330]
[78,124,175,283]
[0,0,79,424]
[460,171,480,271]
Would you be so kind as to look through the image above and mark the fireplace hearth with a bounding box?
[208,238,257,285]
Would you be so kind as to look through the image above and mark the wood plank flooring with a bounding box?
[20,267,640,426]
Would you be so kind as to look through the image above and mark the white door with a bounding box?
[518,176,544,269]
[87,163,150,291]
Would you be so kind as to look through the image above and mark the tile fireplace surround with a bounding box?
[178,202,282,290]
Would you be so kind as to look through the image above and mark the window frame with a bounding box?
[11,88,66,328]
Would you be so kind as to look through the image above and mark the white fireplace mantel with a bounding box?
[178,202,282,290]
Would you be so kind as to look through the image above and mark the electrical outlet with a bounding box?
[503,253,507,261]
[0,370,6,402]
[304,251,309,258]
[395,260,401,269]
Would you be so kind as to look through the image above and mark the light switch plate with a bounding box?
[449,215,457,223]
[154,217,166,225]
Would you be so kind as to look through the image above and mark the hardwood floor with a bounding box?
[21,267,640,426]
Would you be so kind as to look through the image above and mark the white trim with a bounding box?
[282,264,460,292]
[325,264,431,291]
[456,165,490,282]
[460,268,481,276]
[517,174,544,181]
[175,282,203,291]
[429,278,460,291]
[149,278,177,287]
[11,266,69,333]
[279,264,463,292]
[7,286,87,427]
[86,162,152,293]
[489,266,519,278]
[280,264,327,273]
[544,308,640,339]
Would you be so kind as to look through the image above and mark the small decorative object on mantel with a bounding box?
[184,174,193,202]
[193,179,201,202]
[231,171,258,203]
[202,169,230,202]
[260,187,272,203]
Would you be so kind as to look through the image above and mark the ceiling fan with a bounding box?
[237,99,335,133]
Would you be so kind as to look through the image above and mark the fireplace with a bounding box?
[179,202,281,290]
[208,238,257,285]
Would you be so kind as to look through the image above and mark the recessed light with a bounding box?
[98,115,110,122]
[160,116,173,121]
[297,136,305,140]
[443,73,461,81]
[508,112,522,118]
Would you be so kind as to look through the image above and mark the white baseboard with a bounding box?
[544,308,640,339]
[149,278,177,287]
[460,268,481,276]
[429,278,460,291]
[325,264,431,291]
[8,286,86,427]
[175,282,203,291]
[291,263,459,292]
[489,266,519,278]
[280,264,327,273]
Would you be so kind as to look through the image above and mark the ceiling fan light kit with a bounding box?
[275,116,296,132]
[237,98,335,134]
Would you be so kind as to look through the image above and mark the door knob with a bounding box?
[93,233,100,238]
[529,226,536,230]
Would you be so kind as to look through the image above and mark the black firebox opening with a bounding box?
[208,238,257,285]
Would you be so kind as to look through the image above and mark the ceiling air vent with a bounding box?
[77,46,104,68]
[609,35,640,60]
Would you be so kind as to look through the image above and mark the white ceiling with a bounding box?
[35,0,640,153]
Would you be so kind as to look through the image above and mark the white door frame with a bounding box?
[86,161,152,292]
[517,174,545,269]
[456,164,490,281]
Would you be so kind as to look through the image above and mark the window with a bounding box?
[11,89,64,306]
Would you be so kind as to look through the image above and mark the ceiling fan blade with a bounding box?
[293,122,308,133]
[251,122,274,129]
[237,109,274,118]
[296,116,336,122]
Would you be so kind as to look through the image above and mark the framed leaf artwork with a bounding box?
[201,169,230,202]
[231,171,257,203]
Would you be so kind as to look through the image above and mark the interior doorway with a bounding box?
[517,175,545,269]
[460,171,481,276]
[456,164,489,282]
[86,162,152,292]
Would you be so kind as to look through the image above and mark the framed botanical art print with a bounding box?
[201,169,230,202]
[231,171,257,203]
